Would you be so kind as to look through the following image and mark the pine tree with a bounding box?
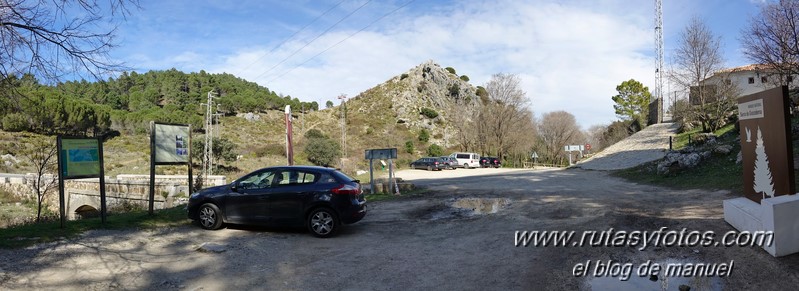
[753,127,775,199]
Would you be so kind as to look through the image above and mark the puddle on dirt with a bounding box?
[587,275,723,291]
[451,198,510,214]
[416,198,511,220]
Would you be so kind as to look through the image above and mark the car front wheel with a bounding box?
[198,203,223,230]
[308,208,339,238]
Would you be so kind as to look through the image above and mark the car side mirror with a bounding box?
[230,182,239,192]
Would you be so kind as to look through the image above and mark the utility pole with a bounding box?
[285,105,294,165]
[338,94,347,169]
[200,91,219,184]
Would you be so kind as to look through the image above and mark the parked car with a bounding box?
[410,157,447,171]
[449,152,480,169]
[439,156,459,169]
[480,157,501,168]
[187,166,367,238]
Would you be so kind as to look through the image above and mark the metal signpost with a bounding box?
[150,122,192,215]
[563,145,585,165]
[57,136,106,228]
[365,148,398,194]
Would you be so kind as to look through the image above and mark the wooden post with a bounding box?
[56,136,66,229]
[98,136,107,224]
[188,124,193,194]
[149,121,156,215]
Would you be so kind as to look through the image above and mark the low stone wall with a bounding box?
[116,174,227,187]
[0,173,228,215]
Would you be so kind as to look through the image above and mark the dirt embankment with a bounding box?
[1,168,798,290]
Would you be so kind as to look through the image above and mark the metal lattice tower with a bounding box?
[201,91,218,183]
[655,0,664,121]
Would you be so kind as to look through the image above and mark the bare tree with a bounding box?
[671,16,736,132]
[585,124,607,152]
[482,73,533,159]
[19,136,58,222]
[537,111,582,164]
[505,109,537,166]
[741,0,799,81]
[0,0,139,82]
[447,101,478,152]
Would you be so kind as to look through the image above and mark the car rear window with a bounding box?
[331,170,357,184]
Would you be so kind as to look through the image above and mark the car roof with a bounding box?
[253,165,339,172]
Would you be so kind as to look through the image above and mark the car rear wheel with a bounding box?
[198,203,223,230]
[308,208,339,238]
[464,163,470,169]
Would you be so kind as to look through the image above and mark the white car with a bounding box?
[449,152,480,169]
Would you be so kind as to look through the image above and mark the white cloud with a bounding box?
[203,0,656,128]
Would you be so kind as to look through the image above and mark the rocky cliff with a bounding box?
[345,60,482,149]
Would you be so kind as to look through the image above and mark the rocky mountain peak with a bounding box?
[384,60,481,147]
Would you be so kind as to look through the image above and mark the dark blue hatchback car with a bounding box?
[187,166,366,237]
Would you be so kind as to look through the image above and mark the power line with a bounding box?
[236,0,347,75]
[266,0,416,84]
[253,0,374,82]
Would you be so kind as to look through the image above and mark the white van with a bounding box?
[449,152,480,169]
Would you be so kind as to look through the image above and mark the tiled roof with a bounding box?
[715,64,774,74]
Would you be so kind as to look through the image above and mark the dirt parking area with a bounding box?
[2,168,799,290]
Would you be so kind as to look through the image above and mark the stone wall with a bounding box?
[0,173,228,214]
[649,97,663,125]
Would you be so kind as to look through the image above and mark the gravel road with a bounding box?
[1,168,798,290]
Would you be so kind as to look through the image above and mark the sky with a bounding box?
[105,0,767,129]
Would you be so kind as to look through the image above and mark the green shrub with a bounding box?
[304,128,328,139]
[427,144,443,156]
[448,83,460,97]
[460,75,470,82]
[476,86,489,103]
[418,129,430,143]
[304,138,341,167]
[400,73,409,80]
[2,113,29,132]
[445,67,456,75]
[404,140,414,154]
[420,108,439,119]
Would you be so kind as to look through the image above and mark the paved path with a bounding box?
[575,122,678,170]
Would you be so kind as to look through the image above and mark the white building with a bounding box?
[698,64,797,100]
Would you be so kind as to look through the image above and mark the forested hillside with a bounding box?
[0,69,319,135]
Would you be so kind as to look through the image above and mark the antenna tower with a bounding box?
[655,0,664,122]
[201,91,219,183]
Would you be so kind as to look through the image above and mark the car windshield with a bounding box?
[237,170,275,189]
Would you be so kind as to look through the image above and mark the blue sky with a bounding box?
[106,0,765,128]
